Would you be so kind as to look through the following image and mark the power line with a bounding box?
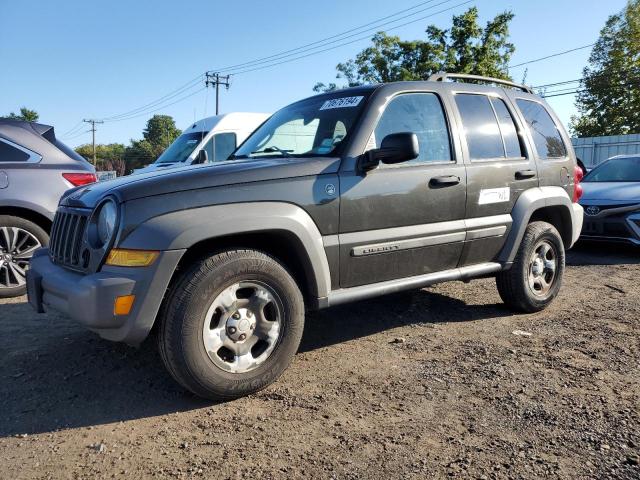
[76,0,460,125]
[210,0,449,73]
[60,120,85,137]
[100,75,204,122]
[103,87,207,123]
[212,0,461,74]
[227,0,475,76]
[509,44,595,69]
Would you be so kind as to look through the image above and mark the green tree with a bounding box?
[570,1,640,137]
[3,107,39,122]
[123,115,181,171]
[142,115,181,153]
[314,7,515,92]
[75,143,127,174]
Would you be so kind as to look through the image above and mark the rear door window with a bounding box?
[516,99,567,159]
[455,94,524,160]
[0,139,32,162]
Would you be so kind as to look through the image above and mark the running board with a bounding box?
[320,262,503,308]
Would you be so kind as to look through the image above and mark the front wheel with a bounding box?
[158,249,305,400]
[496,221,565,313]
[0,215,49,298]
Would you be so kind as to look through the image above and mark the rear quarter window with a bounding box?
[0,138,34,162]
[516,99,567,159]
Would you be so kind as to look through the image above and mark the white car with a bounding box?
[133,112,269,174]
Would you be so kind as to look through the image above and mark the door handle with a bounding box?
[429,175,460,187]
[515,169,536,180]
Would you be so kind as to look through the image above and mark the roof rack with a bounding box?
[428,72,534,94]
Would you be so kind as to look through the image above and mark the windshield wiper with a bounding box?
[251,146,293,157]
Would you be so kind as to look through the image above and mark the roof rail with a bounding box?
[428,72,534,94]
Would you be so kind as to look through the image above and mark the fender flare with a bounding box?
[498,187,577,264]
[119,202,333,298]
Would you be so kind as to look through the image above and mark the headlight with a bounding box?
[97,200,117,246]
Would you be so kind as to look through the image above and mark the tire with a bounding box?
[496,221,565,313]
[0,215,49,298]
[158,249,305,400]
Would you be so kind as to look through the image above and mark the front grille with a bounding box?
[49,209,89,268]
[583,220,633,239]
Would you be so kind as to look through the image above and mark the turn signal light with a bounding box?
[106,249,159,267]
[114,295,135,316]
[573,165,584,203]
[62,172,98,186]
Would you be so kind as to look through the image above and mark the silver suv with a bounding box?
[0,119,96,297]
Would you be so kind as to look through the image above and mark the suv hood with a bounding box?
[580,181,640,204]
[61,157,341,208]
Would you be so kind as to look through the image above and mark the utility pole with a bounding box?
[83,119,104,165]
[205,72,231,115]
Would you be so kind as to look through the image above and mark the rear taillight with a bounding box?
[62,172,97,186]
[573,165,584,203]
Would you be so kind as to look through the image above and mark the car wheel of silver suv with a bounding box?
[0,215,48,298]
[158,249,305,400]
[496,221,565,313]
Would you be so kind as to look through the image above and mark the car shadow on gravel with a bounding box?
[0,301,211,438]
[300,288,512,353]
[1,287,509,437]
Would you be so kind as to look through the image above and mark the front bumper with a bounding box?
[26,248,185,344]
[580,207,640,245]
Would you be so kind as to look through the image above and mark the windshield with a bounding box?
[155,131,208,164]
[233,93,369,159]
[583,157,640,182]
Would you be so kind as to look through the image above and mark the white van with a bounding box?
[133,112,269,174]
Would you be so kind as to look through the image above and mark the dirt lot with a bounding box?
[1,244,638,479]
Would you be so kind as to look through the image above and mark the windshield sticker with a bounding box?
[186,139,198,145]
[320,96,364,110]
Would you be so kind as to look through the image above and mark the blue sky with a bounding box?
[0,0,628,147]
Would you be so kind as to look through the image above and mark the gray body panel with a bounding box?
[27,80,583,345]
[0,120,95,221]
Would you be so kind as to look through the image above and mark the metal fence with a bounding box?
[572,134,640,168]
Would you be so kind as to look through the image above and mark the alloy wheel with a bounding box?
[0,226,41,289]
[202,281,284,373]
[527,239,558,297]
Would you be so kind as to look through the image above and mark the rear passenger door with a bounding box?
[450,90,538,267]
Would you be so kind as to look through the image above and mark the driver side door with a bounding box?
[338,92,467,288]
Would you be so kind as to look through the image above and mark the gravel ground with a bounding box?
[0,243,638,479]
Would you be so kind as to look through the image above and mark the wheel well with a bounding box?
[0,206,52,234]
[529,206,572,247]
[170,230,318,303]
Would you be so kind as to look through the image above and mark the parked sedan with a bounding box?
[579,155,640,244]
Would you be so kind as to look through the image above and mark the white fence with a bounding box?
[572,134,640,168]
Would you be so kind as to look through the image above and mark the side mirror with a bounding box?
[195,149,209,164]
[360,132,419,171]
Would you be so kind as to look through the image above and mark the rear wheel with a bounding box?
[0,215,48,298]
[158,249,305,400]
[496,221,565,313]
